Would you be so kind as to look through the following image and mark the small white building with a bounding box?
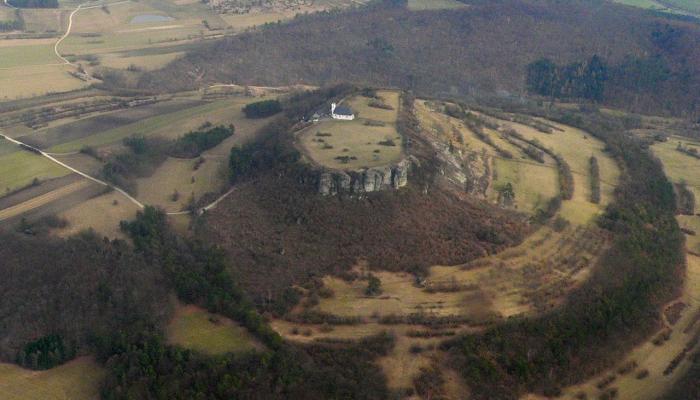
[331,102,355,120]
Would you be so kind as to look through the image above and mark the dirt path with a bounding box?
[54,1,131,69]
[0,179,90,221]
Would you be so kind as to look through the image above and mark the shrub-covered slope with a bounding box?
[137,0,700,116]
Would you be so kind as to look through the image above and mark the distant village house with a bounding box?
[331,102,354,120]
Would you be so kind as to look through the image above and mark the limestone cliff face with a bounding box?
[317,158,413,196]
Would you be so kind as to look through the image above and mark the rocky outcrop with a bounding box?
[318,158,413,196]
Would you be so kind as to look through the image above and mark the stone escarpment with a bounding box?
[317,158,413,196]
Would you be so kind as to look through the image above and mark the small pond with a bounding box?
[130,14,174,24]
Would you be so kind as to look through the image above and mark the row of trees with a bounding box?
[590,156,601,204]
[169,124,234,158]
[0,10,23,31]
[8,0,57,8]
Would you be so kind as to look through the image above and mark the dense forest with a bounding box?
[0,231,172,364]
[135,0,700,116]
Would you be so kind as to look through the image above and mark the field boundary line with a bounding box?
[1,133,236,217]
[0,133,145,209]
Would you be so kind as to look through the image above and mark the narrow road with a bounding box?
[54,1,131,68]
[1,134,235,216]
[1,133,145,209]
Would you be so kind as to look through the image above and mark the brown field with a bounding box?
[297,90,403,170]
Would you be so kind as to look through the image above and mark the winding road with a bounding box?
[54,1,130,69]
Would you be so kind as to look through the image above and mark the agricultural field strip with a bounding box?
[1,132,144,207]
[0,132,238,217]
[0,179,89,221]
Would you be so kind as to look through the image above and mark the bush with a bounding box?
[366,274,382,296]
[169,124,234,158]
[243,99,282,118]
[590,156,601,204]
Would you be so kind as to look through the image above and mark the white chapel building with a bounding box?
[331,102,355,120]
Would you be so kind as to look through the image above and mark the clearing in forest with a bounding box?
[167,304,263,355]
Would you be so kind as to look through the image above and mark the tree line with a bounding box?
[0,10,23,31]
[8,0,57,8]
[443,101,684,398]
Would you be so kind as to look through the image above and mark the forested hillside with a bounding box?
[0,231,172,365]
[135,0,700,116]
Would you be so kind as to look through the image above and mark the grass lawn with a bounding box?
[0,357,103,400]
[407,0,468,11]
[298,90,403,170]
[167,304,262,355]
[0,43,61,68]
[491,157,558,215]
[0,64,88,101]
[0,150,69,194]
